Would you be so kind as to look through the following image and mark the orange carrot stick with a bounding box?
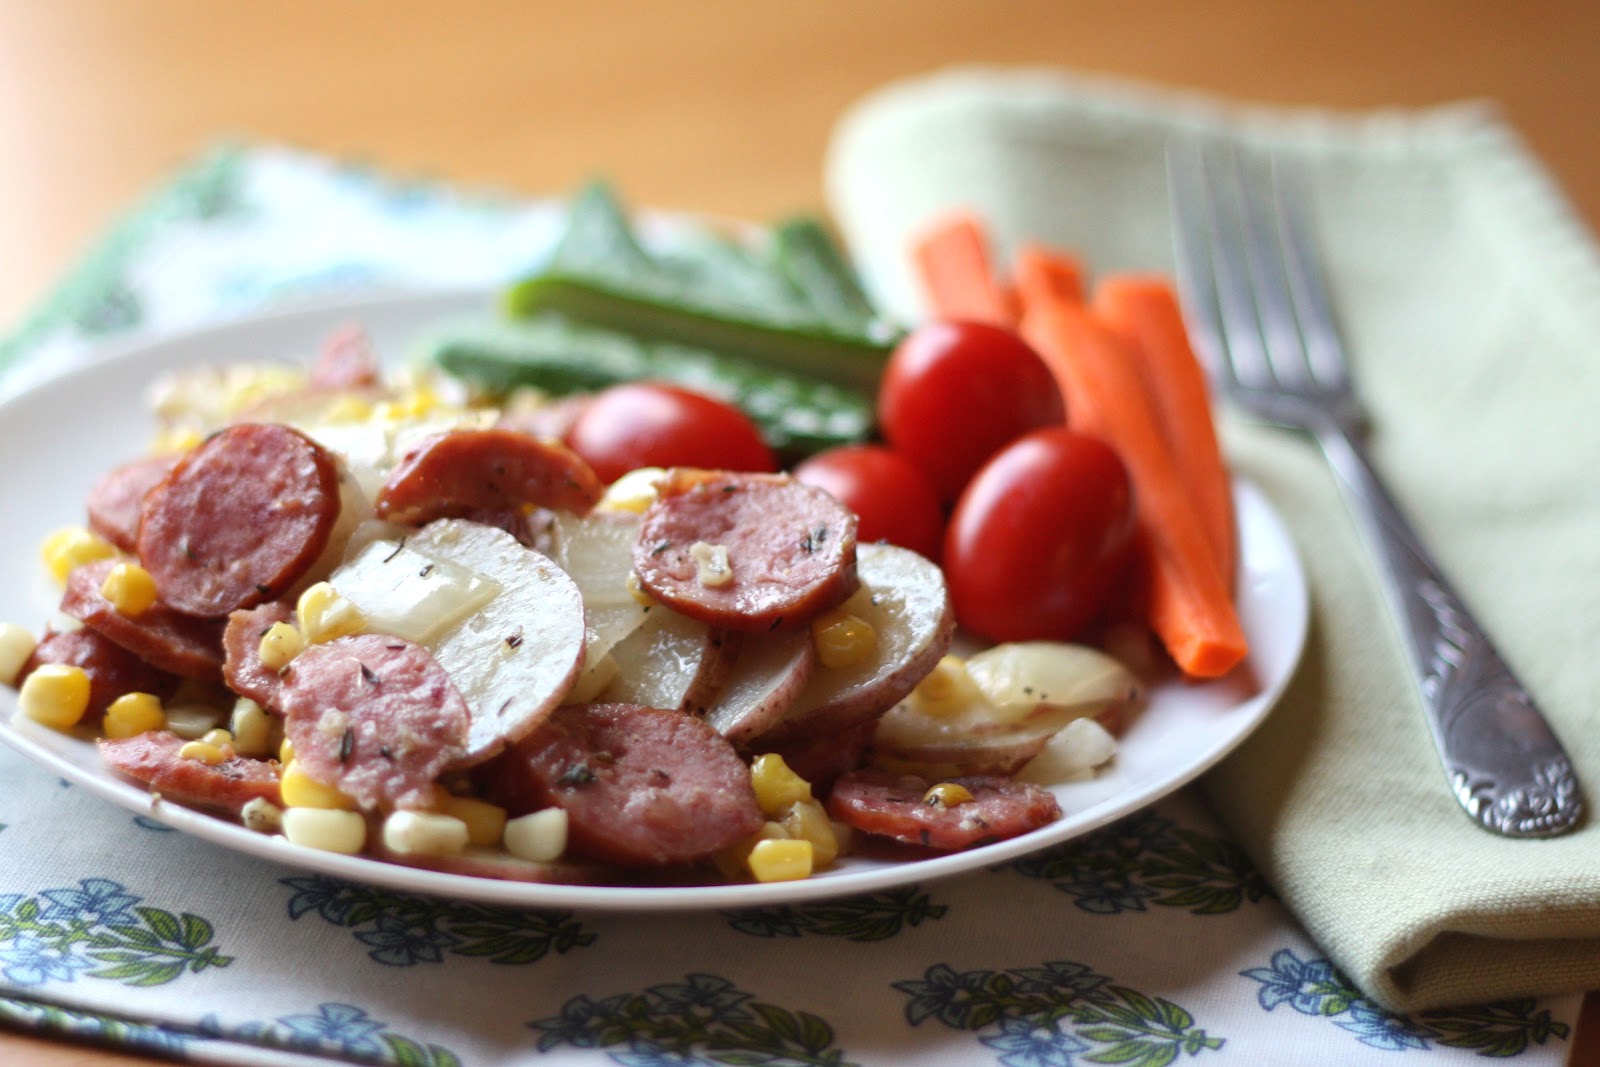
[1017,261,1247,678]
[1013,242,1087,307]
[1093,274,1236,590]
[909,210,1017,326]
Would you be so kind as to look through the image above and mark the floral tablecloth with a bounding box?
[0,144,1579,1066]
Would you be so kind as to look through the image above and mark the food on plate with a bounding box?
[1,189,1254,889]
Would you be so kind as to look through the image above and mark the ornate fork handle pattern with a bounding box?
[1316,423,1582,837]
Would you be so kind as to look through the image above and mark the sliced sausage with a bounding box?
[309,323,381,390]
[137,423,343,617]
[477,703,762,868]
[86,453,179,553]
[23,627,179,722]
[99,731,283,814]
[277,633,470,812]
[62,559,226,681]
[632,471,859,633]
[826,768,1060,851]
[374,428,603,526]
[222,601,294,710]
[753,721,872,792]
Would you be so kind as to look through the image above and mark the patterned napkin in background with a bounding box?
[0,141,1582,1065]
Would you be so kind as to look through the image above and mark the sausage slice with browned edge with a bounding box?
[62,558,226,681]
[632,470,859,632]
[23,627,179,722]
[277,632,470,812]
[222,601,294,710]
[477,703,763,868]
[826,768,1060,851]
[100,732,283,815]
[375,428,604,526]
[86,453,179,553]
[137,423,343,617]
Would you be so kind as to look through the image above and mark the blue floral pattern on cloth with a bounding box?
[529,973,850,1066]
[282,874,596,966]
[1011,810,1273,916]
[1242,949,1570,1058]
[895,959,1224,1067]
[0,878,230,988]
[723,887,948,941]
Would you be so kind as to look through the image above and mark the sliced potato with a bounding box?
[330,518,586,767]
[599,608,741,713]
[760,543,954,742]
[546,511,652,698]
[871,641,1141,779]
[701,629,816,744]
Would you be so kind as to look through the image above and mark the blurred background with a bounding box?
[2,0,1597,332]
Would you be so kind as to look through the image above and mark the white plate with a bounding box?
[0,289,1309,912]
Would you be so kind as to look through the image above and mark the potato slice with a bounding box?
[546,511,651,700]
[598,608,740,713]
[871,643,1141,780]
[330,518,586,767]
[701,629,816,744]
[760,543,954,742]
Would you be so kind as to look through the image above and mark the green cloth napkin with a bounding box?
[822,65,1600,1014]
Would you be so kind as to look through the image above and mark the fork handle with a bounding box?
[1314,423,1583,837]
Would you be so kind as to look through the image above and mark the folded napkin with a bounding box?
[824,65,1600,1013]
[0,140,1584,1065]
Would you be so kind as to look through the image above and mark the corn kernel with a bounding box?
[163,703,221,740]
[151,425,205,454]
[778,798,840,867]
[296,582,366,644]
[200,727,234,749]
[281,807,366,854]
[178,740,228,765]
[811,609,878,669]
[747,838,814,883]
[503,808,568,862]
[382,810,469,856]
[257,622,306,672]
[440,795,508,847]
[240,797,283,834]
[749,753,812,816]
[279,760,355,810]
[17,664,92,730]
[229,698,273,758]
[911,655,984,718]
[596,466,666,513]
[923,782,977,808]
[278,736,297,764]
[321,394,374,423]
[103,692,166,739]
[0,623,38,686]
[40,527,116,583]
[624,571,656,608]
[710,821,786,881]
[99,562,159,618]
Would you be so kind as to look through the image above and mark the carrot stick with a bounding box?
[909,210,1017,326]
[1093,274,1236,589]
[1013,242,1087,307]
[1017,259,1247,678]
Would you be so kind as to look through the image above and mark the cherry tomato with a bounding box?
[944,427,1137,643]
[564,382,776,484]
[792,444,945,560]
[877,321,1065,503]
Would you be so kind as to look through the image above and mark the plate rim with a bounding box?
[0,287,1309,913]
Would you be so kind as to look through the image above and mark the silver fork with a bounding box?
[1166,140,1582,838]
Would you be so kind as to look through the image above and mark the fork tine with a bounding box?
[1164,140,1228,378]
[1168,140,1274,390]
[1266,158,1352,391]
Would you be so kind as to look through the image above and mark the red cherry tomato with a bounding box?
[792,444,945,560]
[944,427,1137,643]
[877,321,1065,503]
[564,382,776,484]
